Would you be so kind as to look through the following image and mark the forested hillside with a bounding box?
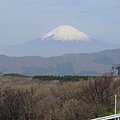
[0,74,120,120]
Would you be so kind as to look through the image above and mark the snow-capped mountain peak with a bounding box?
[41,25,91,42]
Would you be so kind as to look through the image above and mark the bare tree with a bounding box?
[0,86,26,120]
[80,75,120,118]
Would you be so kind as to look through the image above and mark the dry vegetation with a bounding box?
[0,74,120,120]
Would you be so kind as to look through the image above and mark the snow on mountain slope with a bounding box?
[41,25,91,42]
[0,25,119,57]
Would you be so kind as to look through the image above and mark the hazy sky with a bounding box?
[0,0,120,46]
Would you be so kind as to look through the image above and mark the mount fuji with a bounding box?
[0,25,119,57]
[41,25,91,41]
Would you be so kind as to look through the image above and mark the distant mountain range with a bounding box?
[0,48,120,76]
[0,25,119,57]
[0,25,120,76]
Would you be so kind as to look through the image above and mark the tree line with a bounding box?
[32,75,97,81]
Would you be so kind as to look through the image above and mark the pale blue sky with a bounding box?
[0,0,120,46]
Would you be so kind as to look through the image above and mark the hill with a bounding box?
[0,48,120,76]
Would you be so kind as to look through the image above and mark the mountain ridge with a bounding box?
[0,48,120,76]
